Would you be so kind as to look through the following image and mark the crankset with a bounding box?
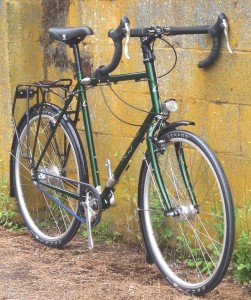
[35,171,102,250]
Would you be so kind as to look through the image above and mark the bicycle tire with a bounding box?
[12,104,88,247]
[138,130,234,295]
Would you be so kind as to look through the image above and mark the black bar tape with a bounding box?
[168,25,209,35]
[98,41,123,75]
[92,12,228,77]
[94,16,129,77]
[108,16,129,41]
[198,13,227,68]
[198,36,221,68]
[130,28,148,37]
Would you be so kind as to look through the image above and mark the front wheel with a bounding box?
[138,130,234,295]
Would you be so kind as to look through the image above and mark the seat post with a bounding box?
[71,43,83,82]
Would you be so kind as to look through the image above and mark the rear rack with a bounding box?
[12,78,73,128]
[11,78,81,166]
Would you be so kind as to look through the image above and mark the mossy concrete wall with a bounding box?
[1,0,251,237]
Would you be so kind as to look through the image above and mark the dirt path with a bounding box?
[0,229,250,300]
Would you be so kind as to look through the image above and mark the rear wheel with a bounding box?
[13,105,88,247]
[138,130,234,295]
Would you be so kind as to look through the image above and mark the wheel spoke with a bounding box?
[13,108,85,246]
[139,131,234,295]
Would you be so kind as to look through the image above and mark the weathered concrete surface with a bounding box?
[1,0,250,234]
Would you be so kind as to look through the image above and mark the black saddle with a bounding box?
[49,26,93,45]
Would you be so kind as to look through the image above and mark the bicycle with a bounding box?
[10,13,234,295]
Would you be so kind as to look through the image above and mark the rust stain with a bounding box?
[40,0,92,78]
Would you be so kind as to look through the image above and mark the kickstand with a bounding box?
[85,192,94,250]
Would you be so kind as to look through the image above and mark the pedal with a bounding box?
[105,159,117,206]
[85,192,94,250]
[109,190,116,207]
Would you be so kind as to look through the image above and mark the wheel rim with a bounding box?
[15,112,81,242]
[143,137,228,288]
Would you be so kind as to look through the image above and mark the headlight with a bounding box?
[162,99,178,113]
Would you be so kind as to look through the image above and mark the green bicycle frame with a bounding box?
[34,42,177,212]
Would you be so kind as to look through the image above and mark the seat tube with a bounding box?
[72,44,100,187]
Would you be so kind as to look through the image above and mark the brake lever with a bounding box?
[222,18,233,54]
[124,22,131,59]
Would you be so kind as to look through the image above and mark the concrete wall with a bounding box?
[1,0,251,236]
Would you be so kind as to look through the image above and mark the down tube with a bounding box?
[113,112,154,181]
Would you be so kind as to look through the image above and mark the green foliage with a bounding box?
[181,208,223,275]
[82,218,122,245]
[233,190,251,285]
[184,241,219,275]
[150,192,173,241]
[0,177,18,230]
[233,231,251,284]
[120,167,142,243]
[211,209,224,240]
[0,158,21,231]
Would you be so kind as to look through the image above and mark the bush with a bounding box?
[234,231,251,284]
